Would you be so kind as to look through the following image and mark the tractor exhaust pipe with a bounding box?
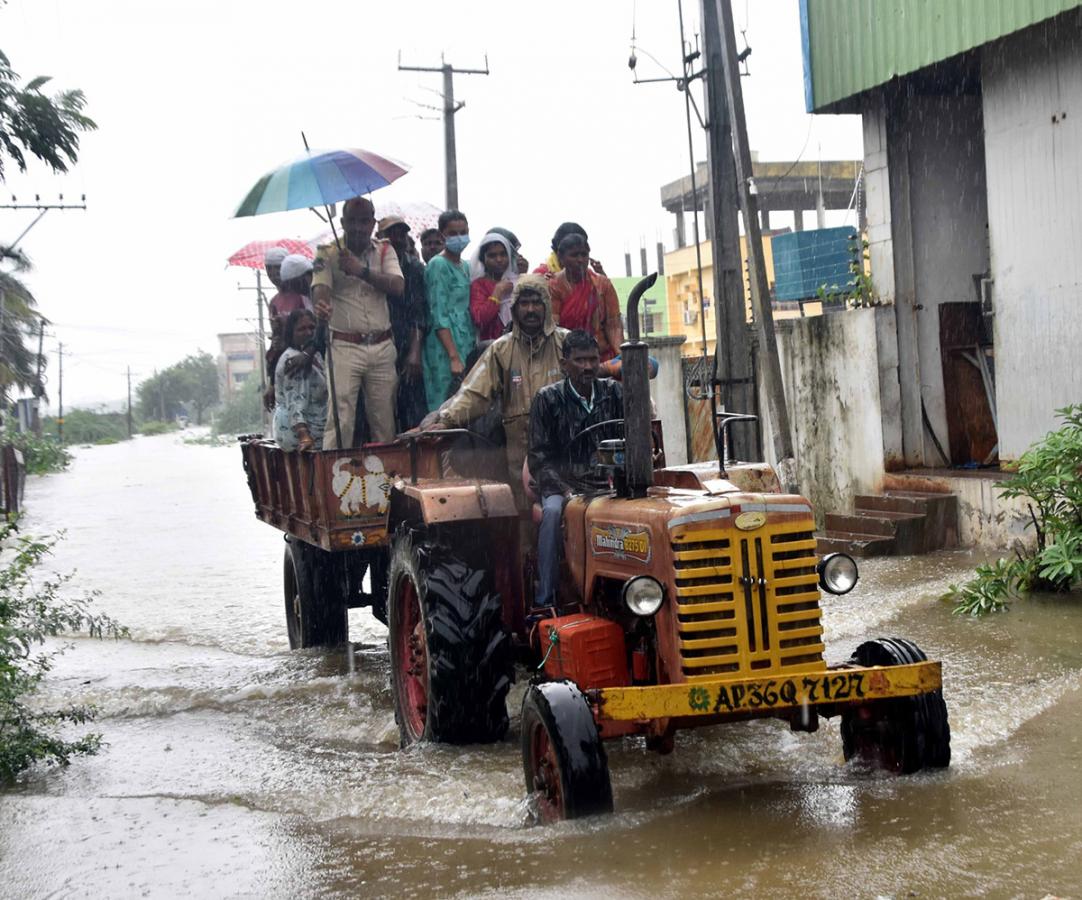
[621,273,657,498]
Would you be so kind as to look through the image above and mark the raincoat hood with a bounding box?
[510,274,556,341]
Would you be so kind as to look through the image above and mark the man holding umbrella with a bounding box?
[312,196,404,447]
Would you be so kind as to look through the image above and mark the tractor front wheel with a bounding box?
[521,681,613,824]
[387,528,511,746]
[840,637,951,773]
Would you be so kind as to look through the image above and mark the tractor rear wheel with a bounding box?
[283,538,349,649]
[387,528,511,746]
[521,681,613,823]
[840,638,951,773]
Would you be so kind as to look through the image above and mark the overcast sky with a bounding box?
[2,0,861,410]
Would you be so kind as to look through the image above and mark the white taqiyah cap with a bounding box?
[264,246,288,266]
[279,254,312,281]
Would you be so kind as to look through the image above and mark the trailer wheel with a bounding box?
[521,681,613,824]
[840,638,951,773]
[387,528,511,745]
[283,539,349,649]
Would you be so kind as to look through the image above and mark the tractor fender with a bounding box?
[388,478,518,531]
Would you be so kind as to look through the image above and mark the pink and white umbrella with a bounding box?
[308,199,442,248]
[227,238,314,269]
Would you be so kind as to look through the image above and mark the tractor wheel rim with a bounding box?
[395,577,427,740]
[529,722,564,823]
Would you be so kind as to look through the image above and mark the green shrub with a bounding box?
[2,430,71,475]
[42,409,129,445]
[0,522,127,780]
[944,405,1082,615]
[138,420,177,436]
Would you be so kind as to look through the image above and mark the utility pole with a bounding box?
[255,270,267,395]
[713,0,795,485]
[3,197,86,440]
[398,54,490,209]
[158,370,165,421]
[126,366,133,438]
[56,342,64,444]
[32,319,44,435]
[701,0,755,461]
[236,273,271,429]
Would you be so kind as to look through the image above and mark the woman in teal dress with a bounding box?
[423,210,477,411]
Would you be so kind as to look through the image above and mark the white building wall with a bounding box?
[905,93,990,459]
[863,95,895,305]
[983,17,1082,460]
[863,95,905,469]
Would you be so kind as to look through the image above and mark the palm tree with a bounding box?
[0,246,47,401]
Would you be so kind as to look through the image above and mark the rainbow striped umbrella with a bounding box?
[233,147,410,218]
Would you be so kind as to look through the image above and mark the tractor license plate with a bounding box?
[593,661,942,721]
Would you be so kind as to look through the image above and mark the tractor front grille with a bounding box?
[671,518,825,682]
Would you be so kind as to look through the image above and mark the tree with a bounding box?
[177,352,219,425]
[1,49,94,407]
[0,49,96,180]
[136,352,220,424]
[212,377,261,436]
[0,247,46,399]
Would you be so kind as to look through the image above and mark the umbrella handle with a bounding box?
[302,131,345,448]
[320,321,344,449]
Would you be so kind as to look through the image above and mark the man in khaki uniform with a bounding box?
[312,197,404,446]
[425,274,567,503]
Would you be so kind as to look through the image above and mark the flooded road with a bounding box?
[2,433,1081,898]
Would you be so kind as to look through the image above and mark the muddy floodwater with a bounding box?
[2,433,1081,898]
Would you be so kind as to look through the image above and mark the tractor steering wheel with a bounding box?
[569,418,662,456]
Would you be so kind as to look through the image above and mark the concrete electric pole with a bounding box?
[126,366,133,438]
[398,54,490,209]
[56,342,64,444]
[700,0,756,461]
[713,0,795,484]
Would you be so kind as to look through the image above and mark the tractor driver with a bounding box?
[421,274,567,504]
[527,329,624,608]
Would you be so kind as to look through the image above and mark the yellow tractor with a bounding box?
[240,274,950,823]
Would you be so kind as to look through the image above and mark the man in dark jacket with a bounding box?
[379,215,429,431]
[528,329,623,607]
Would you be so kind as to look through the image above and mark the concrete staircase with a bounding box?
[816,490,960,557]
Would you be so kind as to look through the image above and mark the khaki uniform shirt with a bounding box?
[311,238,403,334]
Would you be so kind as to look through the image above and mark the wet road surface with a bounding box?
[2,433,1080,898]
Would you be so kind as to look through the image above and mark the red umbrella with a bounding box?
[227,238,314,269]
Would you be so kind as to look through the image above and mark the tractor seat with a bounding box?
[522,458,543,524]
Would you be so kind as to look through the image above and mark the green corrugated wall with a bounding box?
[804,0,1082,111]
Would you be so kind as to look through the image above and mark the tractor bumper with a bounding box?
[590,661,942,721]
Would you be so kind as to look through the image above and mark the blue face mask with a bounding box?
[444,234,470,255]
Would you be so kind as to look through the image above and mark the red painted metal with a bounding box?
[539,614,629,690]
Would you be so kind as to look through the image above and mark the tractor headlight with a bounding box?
[622,576,664,616]
[817,553,859,595]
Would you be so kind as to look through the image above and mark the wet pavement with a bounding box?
[2,432,1081,898]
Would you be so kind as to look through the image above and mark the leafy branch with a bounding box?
[0,521,126,780]
[944,405,1082,615]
